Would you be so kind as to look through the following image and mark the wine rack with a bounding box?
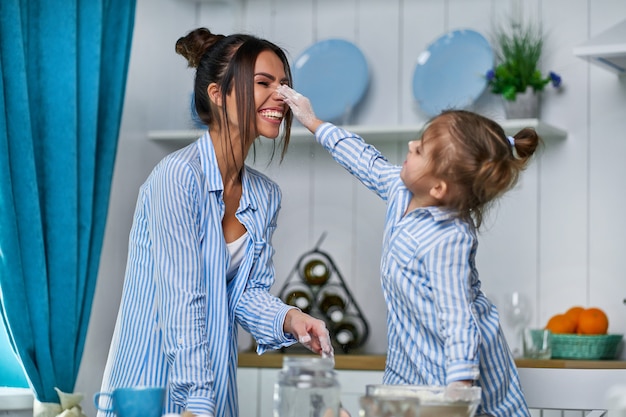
[278,234,370,353]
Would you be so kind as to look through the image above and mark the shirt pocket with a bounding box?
[388,228,420,268]
[385,230,431,294]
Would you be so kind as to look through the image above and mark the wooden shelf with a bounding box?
[148,119,567,147]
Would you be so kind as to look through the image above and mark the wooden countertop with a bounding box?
[238,352,626,370]
[514,358,626,369]
[238,352,387,370]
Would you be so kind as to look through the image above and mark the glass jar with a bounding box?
[273,356,341,417]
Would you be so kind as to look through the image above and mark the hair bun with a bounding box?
[175,27,226,68]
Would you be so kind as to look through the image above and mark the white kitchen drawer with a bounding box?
[237,367,383,417]
[518,367,626,412]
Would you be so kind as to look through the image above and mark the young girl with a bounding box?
[277,85,538,417]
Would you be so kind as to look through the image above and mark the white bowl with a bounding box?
[362,384,481,417]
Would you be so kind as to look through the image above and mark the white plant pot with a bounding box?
[502,88,541,119]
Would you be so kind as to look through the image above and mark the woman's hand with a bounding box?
[276,85,324,133]
[284,308,334,358]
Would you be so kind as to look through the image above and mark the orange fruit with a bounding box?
[577,307,609,335]
[564,306,585,332]
[545,313,577,334]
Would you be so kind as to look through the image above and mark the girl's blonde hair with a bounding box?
[425,110,541,229]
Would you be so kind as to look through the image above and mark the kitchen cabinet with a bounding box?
[236,366,383,417]
[518,366,626,412]
[147,119,567,147]
[237,353,626,416]
[237,368,260,417]
[237,353,385,417]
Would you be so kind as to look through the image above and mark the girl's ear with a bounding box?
[429,180,448,202]
[207,83,222,106]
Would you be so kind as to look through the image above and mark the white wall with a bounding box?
[78,0,626,415]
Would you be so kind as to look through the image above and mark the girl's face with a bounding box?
[400,135,443,204]
[225,50,289,139]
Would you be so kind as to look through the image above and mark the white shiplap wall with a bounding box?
[78,0,626,415]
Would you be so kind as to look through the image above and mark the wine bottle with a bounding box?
[302,258,330,286]
[332,320,360,353]
[284,290,313,314]
[319,293,346,323]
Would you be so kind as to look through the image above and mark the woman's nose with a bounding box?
[273,86,285,101]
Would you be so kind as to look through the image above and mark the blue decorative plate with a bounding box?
[412,29,493,116]
[293,39,369,123]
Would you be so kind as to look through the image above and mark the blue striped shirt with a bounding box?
[98,131,297,417]
[315,123,530,417]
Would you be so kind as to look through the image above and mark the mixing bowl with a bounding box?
[360,384,481,417]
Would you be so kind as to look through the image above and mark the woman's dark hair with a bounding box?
[175,27,293,162]
[425,109,542,229]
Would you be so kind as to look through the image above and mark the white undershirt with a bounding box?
[226,232,249,281]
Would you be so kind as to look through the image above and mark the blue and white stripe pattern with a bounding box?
[97,131,297,417]
[315,123,530,417]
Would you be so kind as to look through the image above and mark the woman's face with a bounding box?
[225,50,289,139]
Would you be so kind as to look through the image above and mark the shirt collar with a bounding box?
[405,201,458,222]
[421,205,457,222]
[197,130,224,192]
[197,130,258,212]
[239,166,257,212]
[400,186,457,221]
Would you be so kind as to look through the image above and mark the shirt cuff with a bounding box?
[255,305,298,354]
[446,360,480,384]
[186,395,215,417]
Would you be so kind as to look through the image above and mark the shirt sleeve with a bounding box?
[234,181,299,353]
[425,230,481,383]
[315,123,398,202]
[148,159,216,413]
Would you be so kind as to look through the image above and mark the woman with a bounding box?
[98,28,332,417]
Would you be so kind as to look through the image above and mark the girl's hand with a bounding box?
[284,308,334,358]
[276,85,324,133]
[445,380,477,401]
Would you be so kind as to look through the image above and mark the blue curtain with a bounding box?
[0,0,136,403]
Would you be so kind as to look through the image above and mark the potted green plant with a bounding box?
[486,17,562,118]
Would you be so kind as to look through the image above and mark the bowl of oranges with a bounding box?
[545,306,623,359]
